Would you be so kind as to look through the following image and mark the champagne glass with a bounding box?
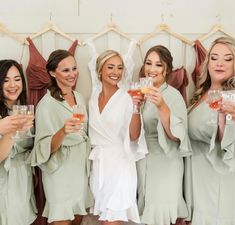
[221,91,235,121]
[140,77,153,94]
[11,105,27,139]
[11,105,21,139]
[72,104,86,132]
[207,90,222,124]
[127,81,142,114]
[26,105,35,137]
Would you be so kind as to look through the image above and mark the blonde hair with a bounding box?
[190,36,235,106]
[96,50,124,80]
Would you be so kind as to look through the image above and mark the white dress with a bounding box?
[87,40,148,223]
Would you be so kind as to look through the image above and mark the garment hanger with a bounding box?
[138,23,193,46]
[83,14,131,45]
[197,24,235,43]
[0,23,29,45]
[29,13,81,45]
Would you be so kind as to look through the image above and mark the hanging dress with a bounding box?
[191,40,207,89]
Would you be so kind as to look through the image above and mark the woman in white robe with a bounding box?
[88,49,148,225]
[28,50,93,225]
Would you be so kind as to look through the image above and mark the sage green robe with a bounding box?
[186,101,235,225]
[137,83,192,225]
[0,136,36,225]
[28,91,93,223]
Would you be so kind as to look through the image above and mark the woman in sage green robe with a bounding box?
[0,59,36,225]
[137,45,192,225]
[28,50,93,224]
[185,37,235,225]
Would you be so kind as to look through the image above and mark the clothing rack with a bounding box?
[138,23,193,46]
[0,23,28,45]
[29,22,81,45]
[197,24,235,43]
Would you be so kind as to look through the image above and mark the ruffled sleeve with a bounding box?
[207,120,235,174]
[122,39,137,83]
[4,137,34,171]
[123,92,148,161]
[157,86,192,157]
[27,92,89,174]
[86,39,101,93]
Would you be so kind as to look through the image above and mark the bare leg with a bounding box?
[101,221,123,225]
[49,220,72,225]
[72,215,83,225]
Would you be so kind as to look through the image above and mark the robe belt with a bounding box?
[89,144,123,190]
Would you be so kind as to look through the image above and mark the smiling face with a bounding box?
[3,65,23,108]
[51,55,78,92]
[100,55,124,87]
[208,43,234,87]
[143,51,167,87]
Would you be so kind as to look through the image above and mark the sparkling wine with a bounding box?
[128,89,142,97]
[141,87,150,94]
[209,99,222,110]
[73,113,85,122]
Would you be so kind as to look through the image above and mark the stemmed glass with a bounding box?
[11,105,28,139]
[221,91,235,121]
[127,81,142,114]
[25,105,35,137]
[72,104,86,132]
[140,77,153,94]
[207,90,222,124]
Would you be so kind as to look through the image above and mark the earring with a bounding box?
[98,73,101,80]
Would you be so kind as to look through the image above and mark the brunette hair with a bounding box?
[139,45,173,80]
[46,49,74,101]
[0,59,27,118]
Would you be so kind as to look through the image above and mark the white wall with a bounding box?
[0,1,235,224]
[0,0,235,102]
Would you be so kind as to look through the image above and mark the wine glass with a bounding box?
[72,104,86,132]
[11,105,27,139]
[207,90,222,124]
[221,91,235,121]
[25,105,35,137]
[127,81,142,114]
[11,105,21,139]
[140,77,153,94]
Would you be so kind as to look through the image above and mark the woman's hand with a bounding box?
[130,92,145,113]
[0,115,27,135]
[145,86,166,109]
[62,117,82,134]
[220,100,235,121]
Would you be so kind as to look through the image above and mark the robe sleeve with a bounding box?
[207,120,235,174]
[4,137,34,171]
[157,89,192,157]
[27,94,89,173]
[122,39,137,83]
[86,39,100,93]
[123,95,148,161]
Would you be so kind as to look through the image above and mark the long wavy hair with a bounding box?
[190,36,235,106]
[0,59,27,118]
[46,49,74,101]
